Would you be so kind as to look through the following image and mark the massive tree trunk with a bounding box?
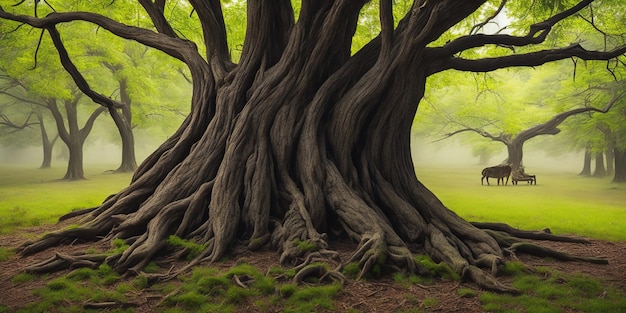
[579,149,592,176]
[3,0,624,293]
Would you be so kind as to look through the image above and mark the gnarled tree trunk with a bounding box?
[3,0,623,294]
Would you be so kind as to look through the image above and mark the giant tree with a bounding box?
[1,0,624,292]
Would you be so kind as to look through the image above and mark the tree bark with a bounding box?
[579,149,592,176]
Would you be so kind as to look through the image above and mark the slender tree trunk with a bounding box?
[37,113,57,169]
[606,149,614,177]
[613,148,626,183]
[579,149,592,176]
[593,152,606,177]
[110,78,137,173]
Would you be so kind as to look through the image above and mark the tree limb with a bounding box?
[435,127,508,144]
[0,112,37,130]
[426,0,626,74]
[445,44,626,73]
[469,0,508,35]
[138,0,178,38]
[46,26,122,111]
[515,90,625,142]
[0,6,192,62]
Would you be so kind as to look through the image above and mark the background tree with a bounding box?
[0,72,59,168]
[418,63,622,170]
[1,0,624,292]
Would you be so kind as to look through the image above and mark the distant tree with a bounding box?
[0,74,59,168]
[579,148,592,176]
[430,69,623,170]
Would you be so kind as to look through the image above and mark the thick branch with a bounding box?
[46,26,121,111]
[187,0,230,67]
[515,91,623,142]
[138,0,178,37]
[444,44,626,73]
[0,7,192,61]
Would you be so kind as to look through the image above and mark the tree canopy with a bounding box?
[0,0,624,294]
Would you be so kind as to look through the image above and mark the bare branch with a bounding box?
[435,126,506,143]
[0,112,37,130]
[470,0,508,35]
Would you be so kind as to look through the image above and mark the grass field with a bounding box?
[1,164,625,241]
[416,166,626,242]
[0,165,132,234]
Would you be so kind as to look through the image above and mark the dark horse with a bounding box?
[481,165,512,185]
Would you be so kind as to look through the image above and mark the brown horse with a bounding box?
[481,165,512,185]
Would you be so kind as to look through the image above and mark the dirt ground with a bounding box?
[1,222,625,312]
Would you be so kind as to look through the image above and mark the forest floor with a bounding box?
[1,221,625,312]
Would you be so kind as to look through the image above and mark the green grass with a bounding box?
[0,165,131,234]
[479,266,626,312]
[415,166,626,242]
[2,164,623,241]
